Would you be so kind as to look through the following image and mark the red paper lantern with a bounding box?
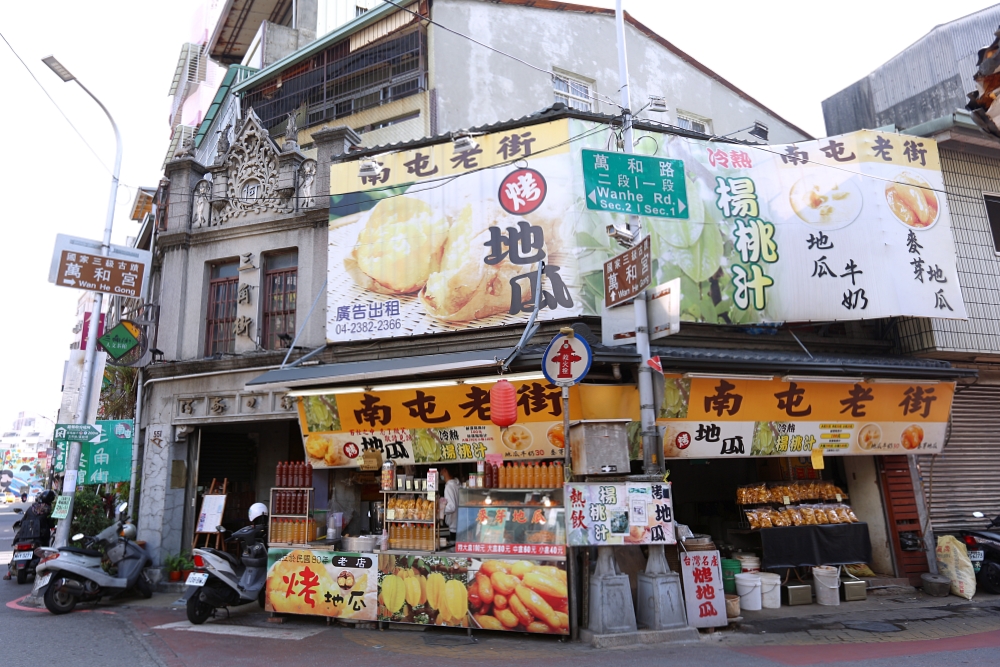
[490,379,518,427]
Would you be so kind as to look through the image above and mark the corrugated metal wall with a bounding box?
[918,384,1000,533]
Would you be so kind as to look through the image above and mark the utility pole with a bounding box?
[44,56,122,548]
[614,2,660,476]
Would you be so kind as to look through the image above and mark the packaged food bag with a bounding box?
[936,535,976,600]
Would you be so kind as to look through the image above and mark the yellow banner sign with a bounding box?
[657,375,954,458]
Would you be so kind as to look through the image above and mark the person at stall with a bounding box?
[441,467,460,541]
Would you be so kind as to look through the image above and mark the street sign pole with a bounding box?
[614,2,659,477]
[51,63,123,549]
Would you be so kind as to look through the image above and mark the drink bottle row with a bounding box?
[275,461,313,487]
[274,490,309,515]
[387,523,436,551]
[488,461,564,489]
[272,518,318,544]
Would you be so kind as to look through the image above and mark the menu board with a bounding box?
[565,482,675,546]
[680,550,726,628]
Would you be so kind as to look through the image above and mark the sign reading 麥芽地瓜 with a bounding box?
[48,234,151,298]
[658,375,955,459]
[582,149,688,219]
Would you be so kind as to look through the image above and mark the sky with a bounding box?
[0,0,994,432]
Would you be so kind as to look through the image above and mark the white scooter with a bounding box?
[34,502,153,614]
[183,504,269,624]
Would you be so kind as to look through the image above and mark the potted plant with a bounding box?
[164,553,184,582]
[179,553,195,581]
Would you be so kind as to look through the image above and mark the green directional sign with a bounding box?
[582,149,688,219]
[98,321,139,360]
[53,424,100,442]
[53,420,133,484]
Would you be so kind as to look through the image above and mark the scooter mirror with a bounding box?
[973,511,985,518]
[72,533,84,541]
[216,525,226,533]
[117,502,128,514]
[12,508,22,514]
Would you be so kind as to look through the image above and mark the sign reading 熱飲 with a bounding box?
[680,550,727,628]
[582,149,688,219]
[565,482,675,546]
[48,234,151,298]
[658,375,955,459]
[603,235,652,308]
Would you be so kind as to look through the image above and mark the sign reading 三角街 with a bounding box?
[294,383,639,468]
[48,234,151,298]
[53,420,133,483]
[603,235,652,308]
[680,550,727,628]
[565,482,675,546]
[657,375,955,459]
[98,321,140,360]
[327,120,966,345]
[582,149,688,219]
[265,548,378,620]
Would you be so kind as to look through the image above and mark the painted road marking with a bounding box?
[153,620,326,641]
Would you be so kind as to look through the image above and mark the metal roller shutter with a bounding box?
[918,385,1000,533]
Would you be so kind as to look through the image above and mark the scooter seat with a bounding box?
[205,548,239,567]
[59,546,102,557]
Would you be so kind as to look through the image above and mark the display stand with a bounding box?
[192,478,227,551]
[383,489,438,552]
[269,487,315,547]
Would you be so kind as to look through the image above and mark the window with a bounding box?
[984,194,1000,253]
[262,250,298,350]
[676,114,710,135]
[553,75,593,112]
[205,261,239,356]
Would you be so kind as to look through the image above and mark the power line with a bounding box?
[0,30,113,176]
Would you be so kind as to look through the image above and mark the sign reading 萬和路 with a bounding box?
[582,149,688,219]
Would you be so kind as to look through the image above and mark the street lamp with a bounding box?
[43,55,123,548]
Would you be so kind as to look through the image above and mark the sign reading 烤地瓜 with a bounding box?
[603,235,652,308]
[680,550,727,628]
[327,120,966,344]
[48,234,151,298]
[582,149,688,219]
[565,482,676,546]
[265,549,378,620]
[542,333,593,387]
[658,375,955,459]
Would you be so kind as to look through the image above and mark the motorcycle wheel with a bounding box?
[135,572,153,599]
[186,594,214,625]
[16,568,28,585]
[981,561,1000,594]
[43,581,78,615]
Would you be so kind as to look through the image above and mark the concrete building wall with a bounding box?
[430,0,809,143]
[843,457,894,576]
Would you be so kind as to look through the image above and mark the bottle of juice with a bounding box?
[498,463,506,489]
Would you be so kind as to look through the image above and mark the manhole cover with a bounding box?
[422,634,478,646]
[842,621,903,633]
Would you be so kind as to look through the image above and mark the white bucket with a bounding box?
[759,572,781,608]
[737,555,760,573]
[812,566,841,606]
[735,573,762,611]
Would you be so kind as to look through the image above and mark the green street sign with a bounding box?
[98,321,139,360]
[53,419,133,484]
[53,424,100,442]
[582,149,688,219]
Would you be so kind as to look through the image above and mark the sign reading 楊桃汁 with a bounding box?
[582,149,688,219]
[680,550,727,628]
[295,383,638,469]
[53,419,133,483]
[565,482,675,546]
[327,120,965,344]
[658,375,955,459]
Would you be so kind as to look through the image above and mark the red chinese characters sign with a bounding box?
[680,550,726,628]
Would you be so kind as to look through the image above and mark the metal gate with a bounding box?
[918,385,1000,534]
[878,455,930,585]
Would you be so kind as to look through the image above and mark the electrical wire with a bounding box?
[0,29,114,176]
[381,0,621,110]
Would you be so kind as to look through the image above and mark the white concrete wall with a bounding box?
[430,0,808,144]
[844,456,895,576]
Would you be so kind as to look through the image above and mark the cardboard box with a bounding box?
[783,584,812,606]
[841,578,867,601]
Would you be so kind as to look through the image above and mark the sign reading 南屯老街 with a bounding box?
[294,383,639,468]
[327,120,965,344]
[657,375,955,459]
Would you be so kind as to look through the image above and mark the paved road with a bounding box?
[4,499,1000,667]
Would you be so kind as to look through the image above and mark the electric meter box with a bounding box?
[569,420,631,475]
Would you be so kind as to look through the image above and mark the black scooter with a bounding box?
[955,511,1000,594]
[7,507,44,584]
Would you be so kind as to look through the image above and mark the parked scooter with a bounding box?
[184,502,269,624]
[6,508,42,584]
[6,490,57,584]
[955,511,1000,594]
[34,502,153,614]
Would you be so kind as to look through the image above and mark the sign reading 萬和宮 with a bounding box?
[327,120,966,344]
[582,149,688,219]
[657,375,955,459]
[53,419,133,483]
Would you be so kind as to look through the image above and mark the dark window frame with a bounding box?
[983,193,1000,254]
[262,251,298,350]
[205,262,239,356]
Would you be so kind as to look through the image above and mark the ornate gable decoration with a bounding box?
[217,110,286,224]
